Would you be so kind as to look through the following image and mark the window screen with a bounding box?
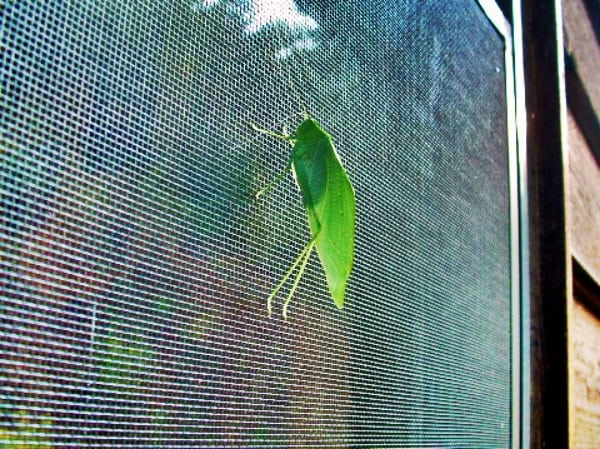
[1,0,514,447]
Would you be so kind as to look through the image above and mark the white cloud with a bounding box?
[275,37,317,60]
[243,0,318,34]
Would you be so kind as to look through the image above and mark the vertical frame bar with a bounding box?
[476,2,523,448]
[515,0,570,448]
[512,0,531,447]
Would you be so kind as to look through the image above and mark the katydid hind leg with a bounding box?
[282,241,314,320]
[265,236,316,316]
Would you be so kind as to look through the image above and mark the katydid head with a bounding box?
[295,117,323,139]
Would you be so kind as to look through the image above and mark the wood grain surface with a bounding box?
[568,112,600,283]
[571,300,600,448]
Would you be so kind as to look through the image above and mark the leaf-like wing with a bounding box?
[292,119,355,308]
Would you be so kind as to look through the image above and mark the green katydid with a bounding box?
[252,116,355,319]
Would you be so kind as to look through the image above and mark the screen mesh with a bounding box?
[1,0,512,447]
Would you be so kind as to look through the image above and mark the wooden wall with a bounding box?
[563,0,600,446]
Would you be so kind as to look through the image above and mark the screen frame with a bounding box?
[476,1,524,448]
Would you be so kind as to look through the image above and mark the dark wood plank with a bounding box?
[581,0,600,44]
[568,112,600,282]
[520,1,570,448]
[565,55,600,166]
[564,0,600,118]
[573,259,600,319]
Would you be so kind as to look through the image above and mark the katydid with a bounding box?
[252,117,355,319]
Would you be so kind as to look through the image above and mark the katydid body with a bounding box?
[253,118,355,318]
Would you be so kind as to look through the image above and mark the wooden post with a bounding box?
[518,0,570,447]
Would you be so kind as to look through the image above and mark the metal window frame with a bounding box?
[476,2,527,448]
[0,1,534,445]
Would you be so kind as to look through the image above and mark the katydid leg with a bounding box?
[249,123,291,141]
[266,235,317,316]
[282,240,315,320]
[255,162,292,198]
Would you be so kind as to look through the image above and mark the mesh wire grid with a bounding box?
[1,0,512,447]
